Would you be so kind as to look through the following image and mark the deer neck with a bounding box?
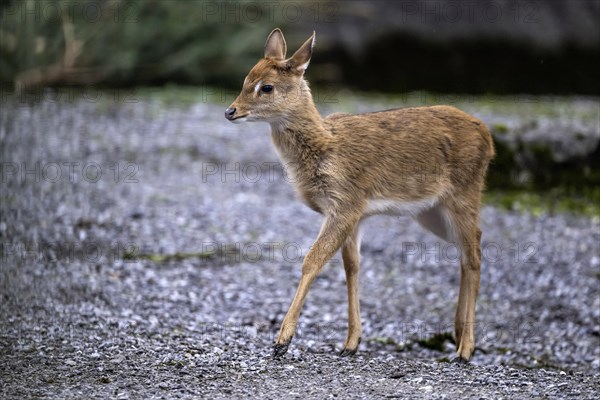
[269,90,330,170]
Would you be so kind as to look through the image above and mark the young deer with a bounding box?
[224,29,495,361]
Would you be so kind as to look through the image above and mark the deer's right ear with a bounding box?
[264,28,287,60]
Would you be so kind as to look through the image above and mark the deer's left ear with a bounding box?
[287,31,315,73]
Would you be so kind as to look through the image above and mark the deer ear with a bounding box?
[288,31,315,73]
[264,28,287,60]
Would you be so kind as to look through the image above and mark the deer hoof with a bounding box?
[339,347,358,357]
[339,337,361,357]
[452,355,471,364]
[273,343,289,358]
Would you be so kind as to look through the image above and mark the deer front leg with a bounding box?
[339,227,362,356]
[274,214,360,358]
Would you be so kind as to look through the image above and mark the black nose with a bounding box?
[224,107,236,119]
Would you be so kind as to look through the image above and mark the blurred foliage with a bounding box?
[1,0,599,94]
[1,0,273,89]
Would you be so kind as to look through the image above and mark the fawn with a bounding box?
[224,29,495,361]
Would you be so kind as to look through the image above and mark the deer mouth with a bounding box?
[229,114,249,123]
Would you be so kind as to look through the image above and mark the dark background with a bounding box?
[2,0,599,94]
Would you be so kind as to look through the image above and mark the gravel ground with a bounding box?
[1,93,599,398]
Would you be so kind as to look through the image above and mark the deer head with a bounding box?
[225,29,316,124]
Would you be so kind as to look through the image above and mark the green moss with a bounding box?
[485,127,599,216]
[0,195,16,205]
[136,85,209,107]
[366,336,415,352]
[485,189,600,217]
[396,342,413,352]
[135,85,238,107]
[491,123,509,134]
[368,336,398,346]
[512,355,564,371]
[416,332,455,352]
[487,138,519,189]
[123,250,218,262]
[159,360,187,369]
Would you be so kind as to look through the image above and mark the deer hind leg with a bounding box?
[443,195,482,362]
[339,227,362,356]
[274,214,360,357]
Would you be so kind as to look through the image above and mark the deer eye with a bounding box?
[261,85,273,93]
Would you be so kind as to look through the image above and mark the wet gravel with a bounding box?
[1,94,599,398]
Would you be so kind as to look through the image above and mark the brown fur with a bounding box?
[225,29,495,361]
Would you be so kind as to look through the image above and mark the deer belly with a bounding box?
[365,197,438,217]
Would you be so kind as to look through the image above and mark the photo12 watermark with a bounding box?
[396,0,539,24]
[2,241,140,265]
[0,240,343,266]
[1,84,140,105]
[401,241,539,264]
[1,161,140,184]
[2,1,140,24]
[199,161,487,186]
[199,1,338,24]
